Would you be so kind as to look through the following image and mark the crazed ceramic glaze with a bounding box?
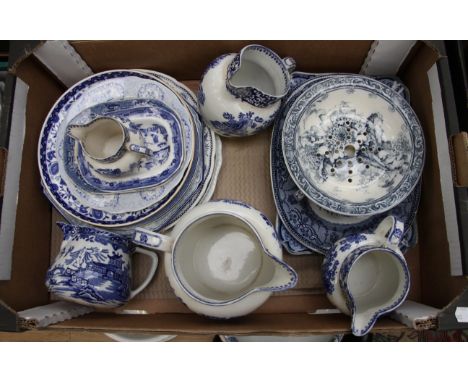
[282,75,425,216]
[198,45,295,137]
[132,200,298,318]
[322,216,410,336]
[271,74,421,255]
[46,222,158,308]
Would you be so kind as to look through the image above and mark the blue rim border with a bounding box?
[38,70,200,226]
[281,75,425,216]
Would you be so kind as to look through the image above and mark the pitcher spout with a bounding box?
[67,124,89,142]
[256,249,298,292]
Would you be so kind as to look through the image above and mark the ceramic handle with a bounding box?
[129,247,158,299]
[133,227,174,252]
[283,57,296,73]
[127,143,152,156]
[374,216,404,246]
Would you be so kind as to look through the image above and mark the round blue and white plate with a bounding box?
[39,70,197,227]
[282,75,425,216]
[272,74,421,255]
[70,99,186,192]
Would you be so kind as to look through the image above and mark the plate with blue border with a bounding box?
[271,74,421,255]
[281,75,424,216]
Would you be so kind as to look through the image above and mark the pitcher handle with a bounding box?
[283,57,296,73]
[129,247,159,299]
[133,227,174,252]
[374,216,405,246]
[127,143,153,157]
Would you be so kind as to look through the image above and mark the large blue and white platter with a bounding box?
[272,74,421,255]
[281,75,425,216]
[38,70,199,227]
[69,99,186,192]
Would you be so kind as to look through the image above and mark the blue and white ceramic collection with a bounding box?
[39,46,425,334]
[272,73,421,257]
[198,44,295,137]
[46,222,158,308]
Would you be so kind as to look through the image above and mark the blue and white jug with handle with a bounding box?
[46,222,158,308]
[68,116,152,176]
[198,44,296,137]
[132,200,298,319]
[322,216,410,336]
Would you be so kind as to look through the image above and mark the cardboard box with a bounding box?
[0,40,467,335]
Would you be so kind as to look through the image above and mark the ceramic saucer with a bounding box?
[282,75,425,216]
[72,100,186,192]
[105,332,176,342]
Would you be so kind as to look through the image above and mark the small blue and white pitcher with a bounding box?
[198,44,295,137]
[322,216,410,336]
[46,223,158,308]
[68,116,152,176]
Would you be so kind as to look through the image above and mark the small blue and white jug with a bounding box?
[322,216,410,336]
[198,44,295,137]
[68,116,152,176]
[46,223,158,308]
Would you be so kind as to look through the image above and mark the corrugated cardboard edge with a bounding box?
[361,40,417,75]
[17,302,94,330]
[449,132,468,187]
[390,300,439,330]
[0,300,19,332]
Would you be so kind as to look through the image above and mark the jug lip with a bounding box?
[339,246,410,336]
[226,44,292,100]
[170,210,297,306]
[68,116,128,162]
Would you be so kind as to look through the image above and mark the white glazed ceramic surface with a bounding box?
[282,75,425,216]
[105,333,176,342]
[69,100,189,193]
[322,216,410,336]
[132,200,297,318]
[39,70,198,226]
[46,223,158,308]
[198,54,281,137]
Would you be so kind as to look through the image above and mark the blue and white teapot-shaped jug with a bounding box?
[198,44,295,137]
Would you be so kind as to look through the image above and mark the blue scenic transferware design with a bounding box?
[271,74,421,255]
[281,75,425,216]
[226,45,293,108]
[198,49,285,137]
[39,70,202,227]
[69,99,185,192]
[46,223,134,307]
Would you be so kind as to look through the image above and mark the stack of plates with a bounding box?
[271,73,423,255]
[38,70,221,236]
